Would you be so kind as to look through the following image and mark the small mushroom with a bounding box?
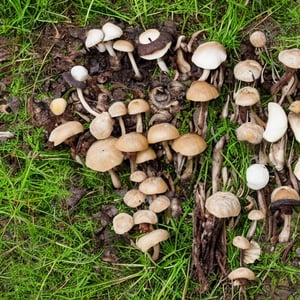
[236,122,264,144]
[233,60,262,83]
[85,28,105,52]
[232,236,251,250]
[246,209,265,240]
[228,267,256,287]
[101,22,123,57]
[89,112,114,140]
[130,170,147,183]
[49,98,67,116]
[149,195,171,213]
[288,111,300,143]
[139,176,168,198]
[127,99,150,133]
[246,164,269,190]
[243,240,261,264]
[113,212,134,234]
[136,147,157,165]
[133,210,158,226]
[108,101,127,136]
[123,189,146,208]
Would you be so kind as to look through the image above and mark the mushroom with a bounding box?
[49,98,67,116]
[228,267,256,287]
[101,22,123,57]
[147,123,179,162]
[278,48,300,70]
[233,59,262,83]
[127,99,150,133]
[70,65,100,117]
[136,147,157,165]
[246,163,269,190]
[85,137,124,189]
[236,122,264,144]
[85,28,105,52]
[263,102,288,143]
[113,39,142,80]
[89,112,114,140]
[136,229,169,261]
[113,212,134,235]
[149,195,171,213]
[243,240,261,264]
[246,209,265,240]
[249,30,271,63]
[139,176,168,199]
[133,210,158,227]
[108,101,127,135]
[171,132,207,179]
[123,189,146,208]
[130,170,147,183]
[288,111,300,143]
[270,186,300,242]
[191,41,227,82]
[232,236,251,265]
[137,28,172,72]
[49,121,84,146]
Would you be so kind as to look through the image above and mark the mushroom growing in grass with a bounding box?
[108,101,127,136]
[113,39,142,80]
[246,209,265,240]
[123,189,146,208]
[85,137,124,189]
[127,99,150,133]
[49,121,84,146]
[70,65,101,117]
[137,28,172,72]
[113,212,134,235]
[243,240,261,264]
[139,176,168,200]
[149,195,171,213]
[228,267,256,287]
[236,122,264,145]
[249,30,271,63]
[233,59,262,83]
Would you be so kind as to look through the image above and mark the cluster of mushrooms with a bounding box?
[46,21,300,291]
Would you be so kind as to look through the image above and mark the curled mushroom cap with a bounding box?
[234,86,260,106]
[171,133,207,156]
[136,229,169,253]
[49,121,84,146]
[246,164,269,190]
[233,60,262,82]
[50,98,67,115]
[113,212,134,234]
[133,210,158,225]
[123,189,146,208]
[139,176,168,195]
[249,31,267,48]
[205,192,241,218]
[278,48,300,69]
[243,241,261,264]
[186,81,219,103]
[228,267,256,286]
[236,122,264,145]
[263,102,288,143]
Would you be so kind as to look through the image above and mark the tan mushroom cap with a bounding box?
[108,101,127,118]
[49,98,67,116]
[128,99,150,115]
[116,132,148,152]
[234,86,260,106]
[228,267,256,283]
[130,170,147,183]
[89,112,114,140]
[147,123,179,144]
[278,48,300,69]
[186,81,219,102]
[139,176,168,195]
[249,31,267,48]
[136,147,157,164]
[205,191,241,218]
[112,39,134,52]
[136,228,169,252]
[123,189,146,208]
[49,121,84,146]
[243,241,261,264]
[248,209,265,221]
[236,122,264,144]
[113,212,134,234]
[289,100,300,113]
[149,195,171,213]
[232,236,251,250]
[233,60,262,82]
[133,210,158,225]
[85,137,123,172]
[192,41,227,70]
[171,133,207,156]
[102,22,123,41]
[271,186,300,202]
[288,111,300,143]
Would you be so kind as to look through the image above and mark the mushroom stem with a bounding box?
[151,243,160,261]
[162,141,173,162]
[127,52,143,80]
[108,169,121,189]
[278,213,291,242]
[118,116,126,135]
[198,69,211,81]
[181,157,194,181]
[104,40,117,56]
[136,114,143,133]
[156,57,169,72]
[76,88,100,117]
[196,102,208,136]
[246,220,257,240]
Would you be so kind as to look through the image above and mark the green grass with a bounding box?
[1,0,300,299]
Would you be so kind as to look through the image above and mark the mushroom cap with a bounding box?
[294,157,300,181]
[248,209,265,221]
[123,189,146,208]
[205,191,241,218]
[243,241,261,264]
[233,60,262,82]
[171,133,207,156]
[271,186,300,202]
[192,41,227,70]
[133,210,158,225]
[234,86,260,106]
[236,122,264,144]
[108,101,127,118]
[228,267,256,282]
[113,212,134,234]
[136,147,157,164]
[113,39,134,52]
[89,112,114,140]
[186,81,219,102]
[289,100,300,114]
[130,170,147,183]
[149,195,171,213]
[85,137,124,172]
[49,98,68,116]
[128,99,150,115]
[139,176,168,195]
[288,111,300,143]
[246,164,269,190]
[85,28,104,48]
[136,229,169,252]
[49,121,84,146]
[102,22,123,41]
[232,236,251,250]
[147,123,179,143]
[278,48,300,69]
[249,31,267,48]
[116,132,148,152]
[70,65,89,82]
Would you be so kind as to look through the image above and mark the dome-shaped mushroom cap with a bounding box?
[130,170,147,183]
[171,133,207,156]
[136,147,157,164]
[228,267,256,281]
[102,22,123,41]
[70,65,89,82]
[116,132,148,152]
[128,99,150,115]
[236,122,264,145]
[113,212,134,234]
[234,86,260,106]
[123,189,146,208]
[233,60,262,82]
[149,195,171,213]
[246,164,269,190]
[186,81,219,102]
[133,210,158,225]
[136,229,169,252]
[108,101,127,118]
[147,123,179,143]
[205,192,241,218]
[249,31,267,48]
[85,29,104,48]
[50,98,67,116]
[192,41,227,70]
[232,236,251,250]
[271,186,300,202]
[113,39,134,52]
[248,209,265,221]
[85,137,123,172]
[278,48,300,69]
[139,176,168,195]
[89,112,114,140]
